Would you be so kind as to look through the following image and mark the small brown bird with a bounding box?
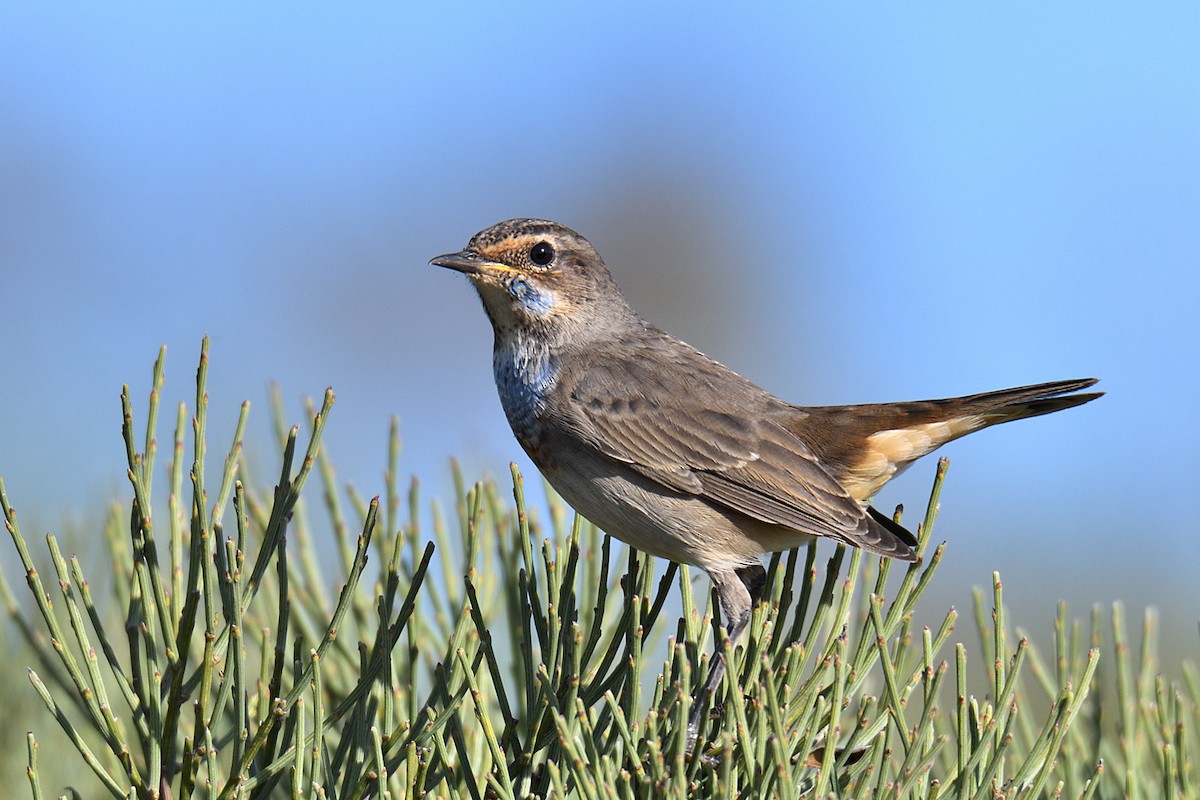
[432,218,1101,721]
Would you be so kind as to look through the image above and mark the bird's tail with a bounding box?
[948,378,1103,426]
[801,378,1102,501]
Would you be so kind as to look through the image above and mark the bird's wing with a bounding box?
[563,339,916,559]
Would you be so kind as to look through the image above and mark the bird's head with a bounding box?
[431,219,634,341]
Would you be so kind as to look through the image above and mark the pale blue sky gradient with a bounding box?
[2,4,1197,646]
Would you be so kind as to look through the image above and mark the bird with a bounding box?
[431,218,1101,729]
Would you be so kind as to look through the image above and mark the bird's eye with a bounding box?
[530,241,555,266]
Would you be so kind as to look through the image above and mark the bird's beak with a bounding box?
[430,250,517,277]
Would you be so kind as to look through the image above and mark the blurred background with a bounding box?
[2,0,1197,712]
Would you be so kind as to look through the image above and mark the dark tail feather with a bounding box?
[865,506,918,561]
[963,378,1103,424]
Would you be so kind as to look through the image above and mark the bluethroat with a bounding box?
[432,218,1101,728]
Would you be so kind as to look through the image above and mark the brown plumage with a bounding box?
[432,218,1102,736]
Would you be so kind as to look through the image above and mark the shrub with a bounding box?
[2,341,1194,798]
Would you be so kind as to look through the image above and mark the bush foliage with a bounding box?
[1,341,1195,799]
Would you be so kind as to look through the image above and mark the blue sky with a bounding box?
[2,5,1197,646]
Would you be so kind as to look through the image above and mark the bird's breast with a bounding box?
[493,338,559,462]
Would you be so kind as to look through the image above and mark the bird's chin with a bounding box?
[469,273,561,323]
[471,282,527,329]
[469,277,509,303]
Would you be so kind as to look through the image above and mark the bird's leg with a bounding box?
[687,563,767,746]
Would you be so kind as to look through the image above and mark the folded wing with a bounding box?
[565,339,918,560]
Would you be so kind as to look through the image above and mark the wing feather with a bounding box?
[564,338,916,558]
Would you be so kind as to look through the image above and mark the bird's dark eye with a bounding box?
[530,241,555,266]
